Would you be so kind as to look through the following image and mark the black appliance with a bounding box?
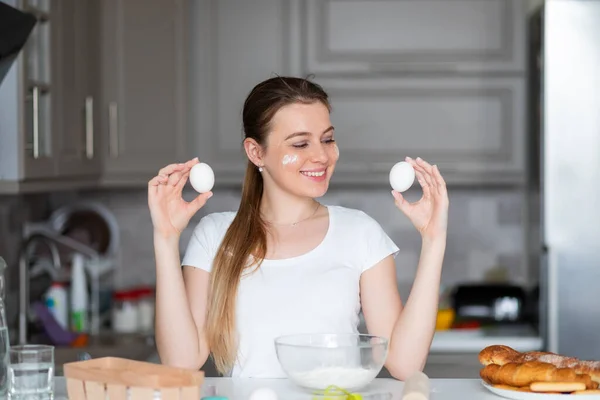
[450,283,529,324]
[0,1,36,85]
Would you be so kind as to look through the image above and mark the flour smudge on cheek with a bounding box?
[282,154,298,165]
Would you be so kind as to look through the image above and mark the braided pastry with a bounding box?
[480,361,599,390]
[479,345,600,383]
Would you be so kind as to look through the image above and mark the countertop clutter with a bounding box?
[430,281,542,353]
[52,332,158,376]
[51,376,530,399]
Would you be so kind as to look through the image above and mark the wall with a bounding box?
[110,186,527,294]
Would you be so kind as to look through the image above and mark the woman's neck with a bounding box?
[260,185,320,226]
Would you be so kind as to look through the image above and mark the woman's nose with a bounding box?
[310,143,329,163]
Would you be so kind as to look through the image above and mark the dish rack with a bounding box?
[63,357,204,400]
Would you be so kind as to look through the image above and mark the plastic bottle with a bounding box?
[136,287,155,333]
[112,289,139,333]
[45,282,69,330]
[70,254,88,332]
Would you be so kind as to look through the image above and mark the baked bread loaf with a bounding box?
[480,361,599,390]
[479,345,600,383]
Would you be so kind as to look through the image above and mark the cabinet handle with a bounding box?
[85,96,94,159]
[32,86,40,159]
[108,102,119,158]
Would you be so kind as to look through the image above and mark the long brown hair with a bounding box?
[205,76,331,374]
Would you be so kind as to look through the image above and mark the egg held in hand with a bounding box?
[189,162,215,193]
[389,161,415,192]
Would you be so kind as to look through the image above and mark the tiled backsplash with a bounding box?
[0,185,533,307]
[4,186,530,286]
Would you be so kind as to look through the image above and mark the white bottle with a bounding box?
[45,282,68,330]
[70,254,88,332]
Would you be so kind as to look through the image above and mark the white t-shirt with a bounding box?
[181,205,400,378]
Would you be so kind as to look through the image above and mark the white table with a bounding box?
[53,376,503,399]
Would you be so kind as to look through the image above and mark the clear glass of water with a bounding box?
[8,345,54,399]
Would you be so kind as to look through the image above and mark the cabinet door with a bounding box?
[20,0,58,179]
[290,0,526,76]
[316,76,526,186]
[100,0,187,185]
[55,0,102,178]
[191,0,291,185]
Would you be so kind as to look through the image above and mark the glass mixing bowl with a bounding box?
[274,333,389,393]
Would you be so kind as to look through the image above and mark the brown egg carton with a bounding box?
[63,357,204,400]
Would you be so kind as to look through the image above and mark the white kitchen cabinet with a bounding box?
[98,0,188,186]
[1,0,189,192]
[190,0,527,186]
[317,76,526,185]
[0,0,59,192]
[55,0,102,179]
[289,0,526,76]
[0,0,102,193]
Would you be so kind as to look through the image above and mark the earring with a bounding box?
[258,166,263,172]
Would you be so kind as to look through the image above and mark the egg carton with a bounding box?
[63,357,204,400]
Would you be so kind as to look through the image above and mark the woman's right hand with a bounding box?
[148,157,213,238]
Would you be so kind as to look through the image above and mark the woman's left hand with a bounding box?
[392,157,449,241]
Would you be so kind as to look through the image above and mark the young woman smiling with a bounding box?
[148,76,449,379]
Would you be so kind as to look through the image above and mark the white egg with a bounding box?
[248,387,278,400]
[189,162,215,193]
[389,161,415,192]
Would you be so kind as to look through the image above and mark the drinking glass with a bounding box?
[8,345,54,399]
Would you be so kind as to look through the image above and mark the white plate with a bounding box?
[481,380,600,399]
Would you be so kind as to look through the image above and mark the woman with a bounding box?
[148,76,449,380]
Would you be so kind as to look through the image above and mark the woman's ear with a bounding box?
[243,138,264,168]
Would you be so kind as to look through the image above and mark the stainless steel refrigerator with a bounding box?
[531,0,600,360]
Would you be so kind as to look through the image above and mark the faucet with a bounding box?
[18,228,98,345]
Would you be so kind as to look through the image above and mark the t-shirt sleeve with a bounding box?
[181,215,217,272]
[360,212,400,274]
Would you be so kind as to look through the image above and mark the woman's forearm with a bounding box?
[388,236,446,380]
[154,234,206,369]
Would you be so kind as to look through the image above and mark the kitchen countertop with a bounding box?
[53,376,520,399]
[430,328,543,352]
[47,328,541,380]
[51,333,158,375]
[360,314,543,353]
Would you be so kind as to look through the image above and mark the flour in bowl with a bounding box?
[290,366,376,389]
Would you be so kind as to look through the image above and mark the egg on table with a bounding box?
[248,387,278,400]
[389,161,415,192]
[189,162,215,193]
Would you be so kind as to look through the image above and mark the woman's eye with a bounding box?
[292,138,334,148]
